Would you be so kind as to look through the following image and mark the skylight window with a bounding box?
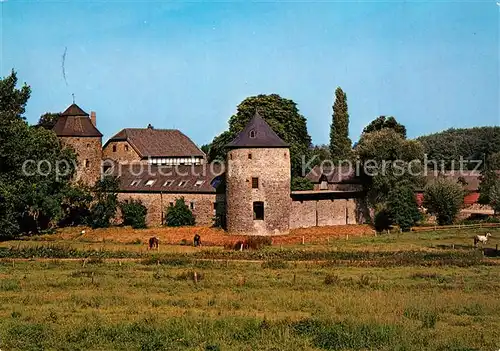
[145,179,156,187]
[179,181,188,187]
[194,180,205,187]
[130,179,141,186]
[163,180,173,186]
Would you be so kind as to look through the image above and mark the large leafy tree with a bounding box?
[0,71,76,238]
[87,176,119,229]
[363,116,407,139]
[386,182,422,231]
[356,128,424,206]
[207,94,312,176]
[37,112,61,130]
[423,177,464,225]
[329,87,352,162]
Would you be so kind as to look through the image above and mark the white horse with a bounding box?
[474,233,491,247]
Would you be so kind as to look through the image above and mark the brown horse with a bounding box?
[148,236,159,250]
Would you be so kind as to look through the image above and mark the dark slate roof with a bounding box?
[52,104,102,137]
[306,166,360,184]
[227,112,288,149]
[104,128,205,158]
[110,163,224,193]
[61,103,89,117]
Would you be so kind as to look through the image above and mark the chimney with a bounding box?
[90,111,96,126]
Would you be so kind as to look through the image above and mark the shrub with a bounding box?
[165,198,195,227]
[120,199,147,229]
[387,183,421,231]
[423,177,464,225]
[59,184,92,227]
[87,176,119,229]
[291,177,314,191]
[374,207,392,232]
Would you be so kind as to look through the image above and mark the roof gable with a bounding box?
[227,112,288,149]
[105,128,205,158]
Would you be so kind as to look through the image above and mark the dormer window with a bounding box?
[249,130,256,138]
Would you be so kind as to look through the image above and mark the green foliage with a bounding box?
[423,177,464,225]
[291,177,314,191]
[387,183,422,232]
[489,178,500,215]
[120,199,148,229]
[329,87,352,162]
[478,168,499,205]
[37,112,61,130]
[308,144,331,169]
[417,127,500,170]
[373,207,392,232]
[0,71,77,239]
[87,176,119,229]
[363,116,407,138]
[356,128,424,206]
[59,184,92,226]
[165,198,195,227]
[206,94,312,176]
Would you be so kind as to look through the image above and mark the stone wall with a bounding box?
[289,197,366,229]
[117,192,218,226]
[313,183,363,191]
[103,141,141,164]
[226,148,291,235]
[60,136,102,186]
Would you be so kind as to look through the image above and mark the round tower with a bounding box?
[226,112,291,235]
[52,103,103,186]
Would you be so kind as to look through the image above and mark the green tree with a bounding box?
[363,116,407,139]
[489,179,500,215]
[387,183,421,231]
[207,94,312,176]
[87,176,119,229]
[423,177,464,225]
[478,169,499,205]
[329,87,352,162]
[165,198,195,227]
[120,199,147,229]
[37,112,61,130]
[356,128,424,206]
[291,177,314,191]
[0,71,77,238]
[59,184,92,227]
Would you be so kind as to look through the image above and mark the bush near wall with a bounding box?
[120,199,147,229]
[165,198,195,227]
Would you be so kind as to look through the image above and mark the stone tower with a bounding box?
[52,103,103,186]
[226,112,291,235]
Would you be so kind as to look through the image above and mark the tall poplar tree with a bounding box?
[329,87,352,162]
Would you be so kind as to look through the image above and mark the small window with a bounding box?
[213,202,217,210]
[179,181,187,187]
[248,153,252,159]
[112,145,117,152]
[85,159,90,168]
[163,180,173,186]
[190,202,195,210]
[145,179,156,187]
[194,180,205,187]
[87,143,90,148]
[125,144,129,152]
[251,177,259,189]
[249,130,256,138]
[131,179,141,186]
[253,201,264,220]
[169,202,174,207]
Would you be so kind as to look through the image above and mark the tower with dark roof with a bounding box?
[226,112,291,235]
[52,103,103,185]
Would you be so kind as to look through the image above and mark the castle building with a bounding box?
[52,104,102,185]
[53,104,368,234]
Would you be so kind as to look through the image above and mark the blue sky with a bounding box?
[1,1,498,146]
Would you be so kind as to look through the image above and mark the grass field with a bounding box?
[0,227,499,350]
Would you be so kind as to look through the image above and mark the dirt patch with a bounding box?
[35,225,374,246]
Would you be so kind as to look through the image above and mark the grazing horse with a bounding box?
[148,236,159,250]
[474,233,491,247]
[193,234,201,247]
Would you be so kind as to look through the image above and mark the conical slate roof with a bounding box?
[52,103,102,137]
[61,103,89,117]
[227,112,288,149]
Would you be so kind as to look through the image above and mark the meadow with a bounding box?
[0,227,499,350]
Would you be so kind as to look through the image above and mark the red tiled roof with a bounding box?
[105,128,205,158]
